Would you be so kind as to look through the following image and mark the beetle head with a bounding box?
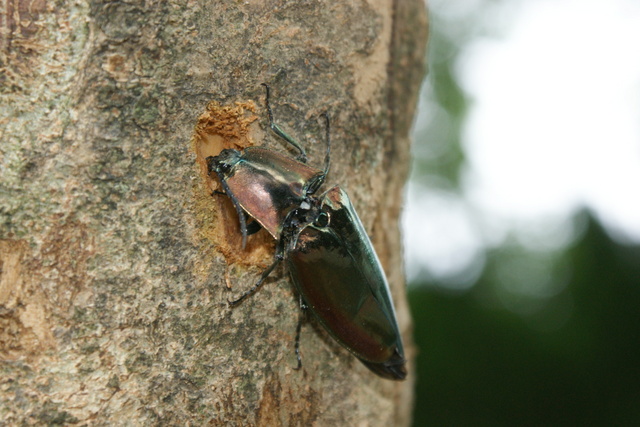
[207,149,242,178]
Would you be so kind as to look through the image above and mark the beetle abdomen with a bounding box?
[287,186,406,379]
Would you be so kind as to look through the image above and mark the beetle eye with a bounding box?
[216,161,233,175]
[313,211,330,228]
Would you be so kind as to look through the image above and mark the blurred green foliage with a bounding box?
[410,214,640,425]
[409,2,640,425]
[411,20,466,187]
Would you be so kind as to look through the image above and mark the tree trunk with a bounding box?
[0,0,427,424]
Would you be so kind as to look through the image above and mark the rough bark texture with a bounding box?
[0,0,427,425]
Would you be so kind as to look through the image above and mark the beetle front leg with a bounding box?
[216,178,250,250]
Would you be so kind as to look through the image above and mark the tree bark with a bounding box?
[0,0,427,425]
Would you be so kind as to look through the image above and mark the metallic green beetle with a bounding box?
[207,85,406,380]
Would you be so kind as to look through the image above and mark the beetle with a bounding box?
[206,84,406,380]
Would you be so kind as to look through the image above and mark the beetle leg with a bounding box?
[245,219,262,236]
[211,188,262,238]
[293,296,308,370]
[261,83,308,163]
[218,178,249,249]
[227,237,286,307]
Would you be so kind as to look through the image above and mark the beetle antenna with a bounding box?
[301,113,331,196]
[320,112,331,178]
[261,83,308,162]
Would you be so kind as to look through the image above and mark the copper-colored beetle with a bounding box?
[207,85,406,380]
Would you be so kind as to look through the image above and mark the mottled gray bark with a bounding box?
[0,0,427,424]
